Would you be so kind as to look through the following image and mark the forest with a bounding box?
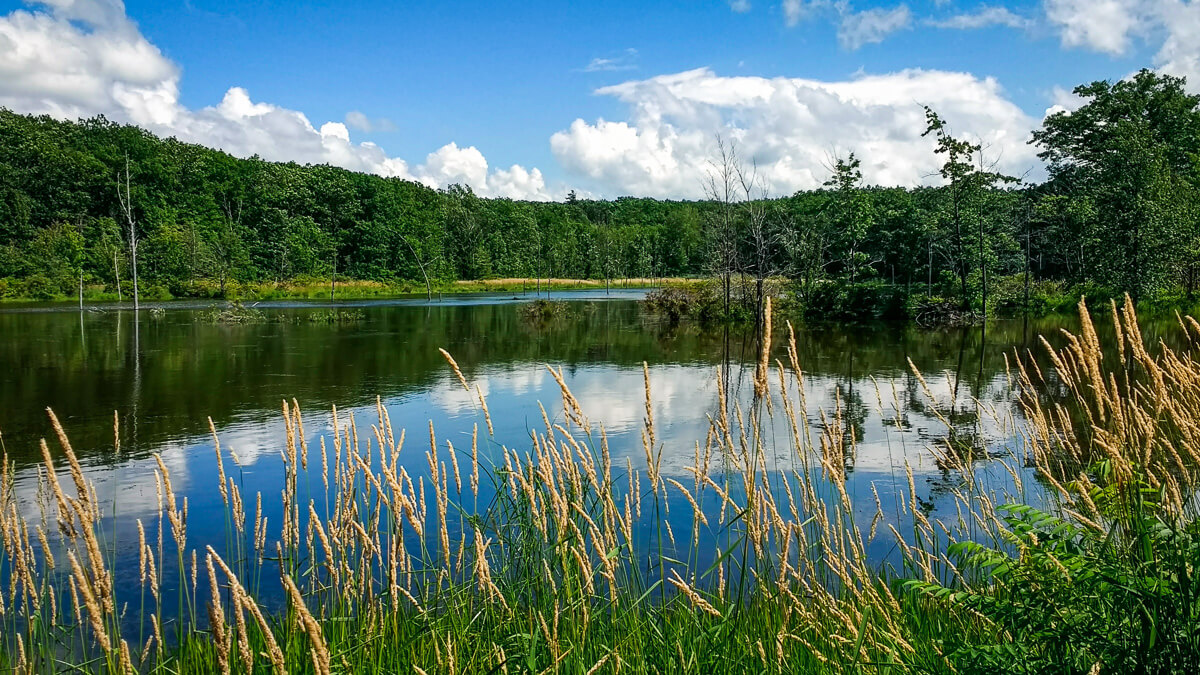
[2,69,1199,319]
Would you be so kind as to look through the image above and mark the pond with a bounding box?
[0,291,1169,626]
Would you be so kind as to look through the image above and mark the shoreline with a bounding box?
[0,277,687,307]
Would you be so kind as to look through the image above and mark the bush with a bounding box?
[642,286,710,322]
[904,294,977,326]
[519,299,570,324]
[137,283,174,301]
[21,273,59,300]
[802,280,909,322]
[643,278,786,324]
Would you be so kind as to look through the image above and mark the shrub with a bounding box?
[802,280,909,322]
[21,273,59,300]
[642,286,710,322]
[642,278,785,324]
[519,298,569,324]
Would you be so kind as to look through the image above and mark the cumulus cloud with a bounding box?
[489,164,551,200]
[550,67,1039,198]
[1045,0,1200,91]
[0,0,552,199]
[1152,1,1200,85]
[0,0,179,121]
[927,6,1034,30]
[1045,0,1145,55]
[728,0,752,13]
[838,4,913,48]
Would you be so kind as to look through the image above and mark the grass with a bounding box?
[197,301,268,324]
[1,297,1198,673]
[0,277,687,304]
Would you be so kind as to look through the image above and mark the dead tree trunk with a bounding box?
[116,154,140,311]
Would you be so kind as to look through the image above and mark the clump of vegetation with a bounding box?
[196,300,265,324]
[801,280,910,322]
[519,298,570,323]
[306,308,365,324]
[907,295,978,326]
[642,278,787,324]
[642,285,708,322]
[911,494,1200,673]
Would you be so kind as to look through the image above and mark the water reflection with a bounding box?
[5,295,1192,582]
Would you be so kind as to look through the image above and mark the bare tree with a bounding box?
[330,251,337,301]
[75,216,85,311]
[116,154,140,311]
[402,234,436,301]
[736,160,780,328]
[703,136,743,319]
[703,136,784,327]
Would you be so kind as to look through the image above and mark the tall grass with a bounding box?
[0,297,1196,673]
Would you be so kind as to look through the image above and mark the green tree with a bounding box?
[822,153,875,284]
[1032,69,1200,300]
[924,107,1017,315]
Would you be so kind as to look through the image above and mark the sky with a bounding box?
[0,0,1189,200]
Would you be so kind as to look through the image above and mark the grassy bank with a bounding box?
[0,276,685,304]
[1,298,1198,673]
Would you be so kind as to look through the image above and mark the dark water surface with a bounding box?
[3,292,1181,607]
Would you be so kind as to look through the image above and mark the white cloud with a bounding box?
[782,0,827,26]
[344,110,397,133]
[550,67,1039,198]
[419,142,489,190]
[780,1,912,49]
[582,58,631,72]
[0,0,178,120]
[838,4,913,49]
[580,48,639,73]
[928,6,1034,30]
[1154,0,1200,84]
[729,0,752,13]
[0,0,552,200]
[1044,0,1200,90]
[1045,0,1145,55]
[489,164,550,200]
[1044,85,1086,117]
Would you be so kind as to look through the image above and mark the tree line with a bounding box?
[2,69,1199,318]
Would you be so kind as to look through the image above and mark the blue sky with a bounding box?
[0,1,1186,199]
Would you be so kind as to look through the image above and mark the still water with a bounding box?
[0,291,1154,607]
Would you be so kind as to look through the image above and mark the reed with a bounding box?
[0,296,1197,673]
